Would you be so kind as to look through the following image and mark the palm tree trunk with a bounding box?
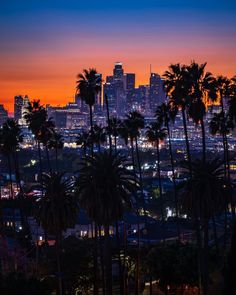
[93,224,99,295]
[37,141,43,182]
[166,120,180,240]
[105,94,112,154]
[156,139,165,243]
[115,221,123,295]
[114,136,117,154]
[45,145,52,174]
[203,219,209,295]
[123,223,128,295]
[181,108,192,173]
[200,118,206,163]
[89,104,94,157]
[149,276,153,295]
[104,224,112,295]
[55,147,58,172]
[56,231,63,295]
[99,226,106,295]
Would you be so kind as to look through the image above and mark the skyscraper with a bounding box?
[14,95,23,121]
[124,73,135,111]
[0,104,8,126]
[149,73,166,113]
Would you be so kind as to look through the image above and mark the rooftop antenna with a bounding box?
[150,64,152,75]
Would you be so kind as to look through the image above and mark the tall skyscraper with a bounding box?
[0,104,8,126]
[14,95,23,121]
[113,62,124,82]
[19,95,30,126]
[124,73,135,111]
[149,73,166,113]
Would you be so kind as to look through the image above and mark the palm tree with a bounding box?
[146,123,167,238]
[155,103,180,238]
[47,131,64,172]
[180,158,229,295]
[24,100,47,180]
[163,63,194,175]
[107,117,122,152]
[76,130,91,157]
[76,69,102,156]
[163,63,192,172]
[76,151,138,295]
[0,119,23,198]
[92,124,106,153]
[35,172,78,295]
[186,62,217,163]
[121,111,145,295]
[39,118,55,173]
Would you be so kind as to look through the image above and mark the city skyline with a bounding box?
[1,0,236,112]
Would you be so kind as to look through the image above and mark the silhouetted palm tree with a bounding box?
[76,130,91,157]
[155,103,180,238]
[24,100,47,180]
[180,158,229,295]
[0,119,23,198]
[187,62,217,163]
[163,63,192,172]
[107,117,122,152]
[76,151,138,295]
[47,131,64,172]
[76,69,102,156]
[146,123,167,236]
[92,124,106,152]
[122,111,145,295]
[36,172,78,295]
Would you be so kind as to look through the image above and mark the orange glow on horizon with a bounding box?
[1,53,236,113]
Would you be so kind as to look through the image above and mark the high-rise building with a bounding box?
[18,96,30,126]
[14,95,23,121]
[0,104,8,126]
[149,73,166,113]
[103,82,116,115]
[113,62,124,82]
[136,85,150,115]
[124,73,135,111]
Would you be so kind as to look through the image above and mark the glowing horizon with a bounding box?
[1,0,235,113]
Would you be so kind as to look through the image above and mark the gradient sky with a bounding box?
[0,0,236,112]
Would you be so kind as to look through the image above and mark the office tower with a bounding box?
[103,82,116,115]
[113,62,126,116]
[124,73,135,111]
[14,95,23,121]
[136,85,150,115]
[0,104,8,126]
[19,95,30,126]
[149,73,166,113]
[113,62,124,82]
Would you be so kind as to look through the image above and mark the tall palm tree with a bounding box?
[47,131,64,172]
[92,124,106,153]
[186,62,217,163]
[0,119,23,198]
[180,158,229,295]
[76,130,91,157]
[155,103,180,239]
[39,118,55,173]
[76,151,138,295]
[163,63,192,172]
[121,111,145,295]
[76,69,102,156]
[146,123,167,238]
[24,100,47,180]
[107,117,122,152]
[35,172,78,295]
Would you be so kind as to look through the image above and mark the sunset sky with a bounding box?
[0,0,236,112]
